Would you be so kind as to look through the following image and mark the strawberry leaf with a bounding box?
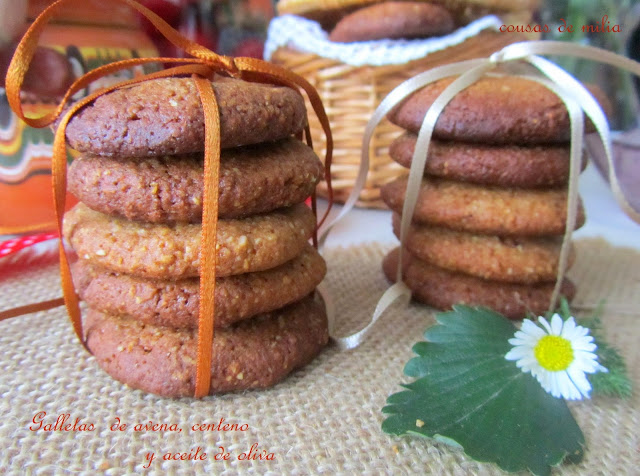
[382,306,585,476]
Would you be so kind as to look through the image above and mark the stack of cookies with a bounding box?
[380,75,607,319]
[61,77,329,397]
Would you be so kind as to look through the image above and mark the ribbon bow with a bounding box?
[3,0,334,398]
[327,40,640,350]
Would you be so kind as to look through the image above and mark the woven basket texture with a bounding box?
[271,29,525,208]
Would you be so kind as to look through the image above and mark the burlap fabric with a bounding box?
[0,239,638,475]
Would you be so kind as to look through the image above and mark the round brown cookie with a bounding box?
[84,296,329,397]
[389,132,587,188]
[62,77,308,156]
[392,213,574,284]
[278,0,538,27]
[383,247,576,319]
[381,176,586,236]
[328,2,455,43]
[73,244,326,329]
[68,138,323,223]
[388,76,609,144]
[63,202,316,279]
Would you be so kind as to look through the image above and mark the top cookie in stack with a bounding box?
[62,77,330,397]
[381,75,608,319]
[328,2,456,43]
[278,0,539,33]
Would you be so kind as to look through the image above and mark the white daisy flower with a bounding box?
[505,313,607,400]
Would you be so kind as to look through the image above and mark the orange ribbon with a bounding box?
[3,0,333,398]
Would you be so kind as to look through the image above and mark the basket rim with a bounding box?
[265,14,505,67]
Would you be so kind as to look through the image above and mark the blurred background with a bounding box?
[135,0,276,59]
[539,0,639,129]
[136,0,640,128]
[2,0,638,121]
[0,0,638,233]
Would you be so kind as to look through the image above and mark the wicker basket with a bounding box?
[270,29,525,207]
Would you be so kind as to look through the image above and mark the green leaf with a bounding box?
[576,303,632,399]
[382,305,585,476]
[589,344,632,398]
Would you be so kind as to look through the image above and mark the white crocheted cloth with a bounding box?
[264,14,503,67]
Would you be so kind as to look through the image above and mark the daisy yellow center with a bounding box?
[534,335,574,371]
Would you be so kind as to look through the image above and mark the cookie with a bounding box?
[381,176,585,236]
[383,247,576,319]
[73,244,326,329]
[278,0,538,24]
[392,213,574,284]
[388,76,609,144]
[63,77,308,156]
[390,132,586,188]
[84,296,329,397]
[68,138,323,223]
[329,2,455,43]
[63,202,316,279]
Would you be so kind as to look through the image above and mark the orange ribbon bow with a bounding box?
[3,0,333,398]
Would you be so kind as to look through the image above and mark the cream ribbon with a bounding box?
[322,40,640,351]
